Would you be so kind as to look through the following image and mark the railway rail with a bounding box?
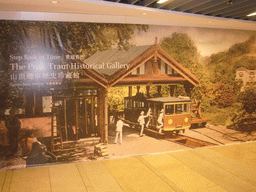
[190,126,244,143]
[165,135,216,148]
[144,128,216,148]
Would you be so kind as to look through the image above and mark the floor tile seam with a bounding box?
[0,171,7,192]
[136,155,184,192]
[75,162,95,192]
[7,170,13,192]
[1,170,13,192]
[47,166,53,192]
[211,146,256,167]
[101,160,125,192]
[189,149,256,187]
[48,163,87,191]
[166,152,229,192]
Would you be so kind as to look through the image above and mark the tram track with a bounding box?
[189,129,225,145]
[143,123,244,149]
[204,126,244,142]
[189,126,244,144]
[166,124,248,148]
[165,134,216,149]
[145,128,217,148]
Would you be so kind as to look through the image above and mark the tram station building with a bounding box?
[1,43,200,151]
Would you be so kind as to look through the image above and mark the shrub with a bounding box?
[237,84,256,114]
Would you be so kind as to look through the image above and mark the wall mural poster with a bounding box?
[0,20,255,171]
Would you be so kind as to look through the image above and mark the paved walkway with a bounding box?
[107,123,256,158]
[1,140,256,192]
[107,125,188,158]
[2,123,255,171]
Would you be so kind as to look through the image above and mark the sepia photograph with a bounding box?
[0,20,255,173]
[1,0,256,190]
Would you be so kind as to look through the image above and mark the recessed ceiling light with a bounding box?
[52,1,58,4]
[157,0,169,4]
[247,12,256,17]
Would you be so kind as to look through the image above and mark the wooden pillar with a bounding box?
[104,94,108,143]
[146,86,150,97]
[75,99,79,140]
[64,98,68,141]
[91,96,95,135]
[137,86,140,94]
[84,98,88,135]
[97,87,108,143]
[129,86,132,97]
[157,85,162,97]
[184,83,192,97]
[169,85,176,97]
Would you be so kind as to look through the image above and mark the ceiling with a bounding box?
[103,0,256,21]
[0,0,256,30]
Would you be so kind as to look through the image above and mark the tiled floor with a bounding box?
[1,141,256,192]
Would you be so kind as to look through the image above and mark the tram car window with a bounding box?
[124,95,210,133]
[165,105,174,115]
[184,103,190,113]
[124,93,149,123]
[125,99,132,109]
[175,104,183,114]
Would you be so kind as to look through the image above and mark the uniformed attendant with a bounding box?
[114,117,129,144]
[138,111,148,137]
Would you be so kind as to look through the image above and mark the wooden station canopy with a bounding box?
[77,43,200,89]
[74,43,200,143]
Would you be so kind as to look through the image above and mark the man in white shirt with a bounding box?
[114,117,129,144]
[138,111,148,137]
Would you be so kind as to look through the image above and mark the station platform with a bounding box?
[1,140,256,192]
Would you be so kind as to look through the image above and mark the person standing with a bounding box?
[5,108,21,156]
[157,109,164,133]
[114,117,129,144]
[138,111,148,137]
[146,108,153,128]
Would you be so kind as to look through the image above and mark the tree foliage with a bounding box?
[0,20,148,108]
[225,84,256,133]
[201,35,256,108]
[0,21,149,61]
[212,80,236,108]
[207,35,255,84]
[107,87,128,111]
[237,84,256,114]
[160,32,205,79]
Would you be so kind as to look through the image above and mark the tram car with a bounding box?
[147,96,192,134]
[124,94,211,135]
[124,92,149,123]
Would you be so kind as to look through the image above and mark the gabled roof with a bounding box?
[106,44,200,87]
[84,45,151,77]
[82,44,200,88]
[155,45,200,87]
